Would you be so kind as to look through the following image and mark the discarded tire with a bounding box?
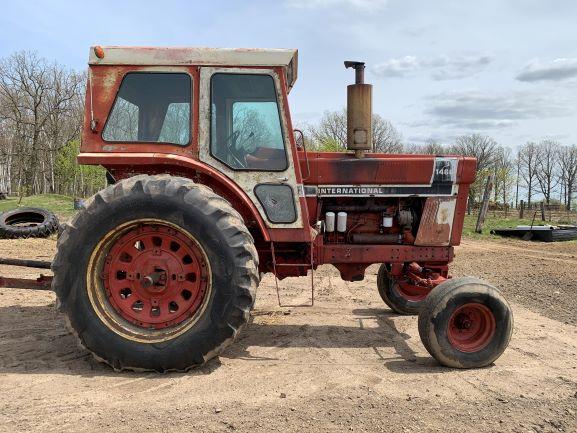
[52,175,259,372]
[418,277,513,369]
[0,207,60,239]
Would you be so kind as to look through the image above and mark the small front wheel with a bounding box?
[418,277,513,369]
[377,264,428,315]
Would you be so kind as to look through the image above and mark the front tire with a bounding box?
[418,277,513,369]
[377,264,426,315]
[52,175,259,372]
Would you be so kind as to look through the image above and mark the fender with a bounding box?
[77,152,271,242]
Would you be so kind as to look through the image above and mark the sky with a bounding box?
[1,0,576,149]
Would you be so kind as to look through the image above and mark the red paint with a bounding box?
[103,223,209,329]
[318,243,453,264]
[83,65,201,157]
[389,262,448,301]
[393,280,431,301]
[78,152,271,242]
[302,152,438,185]
[447,303,496,352]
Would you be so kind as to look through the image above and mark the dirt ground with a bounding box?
[0,237,576,433]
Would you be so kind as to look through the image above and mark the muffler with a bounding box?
[345,61,372,158]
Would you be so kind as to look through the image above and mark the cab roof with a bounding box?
[88,46,299,90]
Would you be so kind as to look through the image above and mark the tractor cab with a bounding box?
[80,47,307,242]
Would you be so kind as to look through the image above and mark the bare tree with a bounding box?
[372,114,403,153]
[308,110,347,149]
[518,141,539,205]
[449,134,499,203]
[308,109,402,152]
[405,139,446,155]
[450,134,498,173]
[535,139,559,205]
[558,144,577,210]
[493,146,514,207]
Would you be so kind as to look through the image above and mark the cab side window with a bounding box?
[210,74,287,171]
[103,73,191,146]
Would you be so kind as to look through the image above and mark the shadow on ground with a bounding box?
[0,304,453,377]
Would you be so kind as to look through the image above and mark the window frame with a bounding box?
[209,72,289,172]
[101,71,193,147]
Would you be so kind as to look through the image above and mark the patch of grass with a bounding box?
[0,194,76,218]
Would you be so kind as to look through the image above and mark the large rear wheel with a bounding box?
[52,175,259,371]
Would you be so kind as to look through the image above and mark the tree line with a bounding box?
[306,110,577,211]
[0,51,104,198]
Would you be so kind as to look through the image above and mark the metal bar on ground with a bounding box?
[0,258,52,269]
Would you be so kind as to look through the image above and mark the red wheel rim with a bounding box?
[102,223,209,330]
[393,280,430,302]
[447,303,496,353]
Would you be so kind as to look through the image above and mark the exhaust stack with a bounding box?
[345,61,372,159]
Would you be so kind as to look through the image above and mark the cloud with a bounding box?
[399,25,434,39]
[406,132,452,145]
[372,54,492,80]
[424,90,570,130]
[516,58,577,82]
[285,0,388,12]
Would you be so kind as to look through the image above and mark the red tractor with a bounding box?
[45,46,512,371]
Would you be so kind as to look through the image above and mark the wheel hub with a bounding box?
[394,279,430,302]
[447,303,496,353]
[102,224,209,330]
[140,269,167,291]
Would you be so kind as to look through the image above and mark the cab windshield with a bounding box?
[210,74,287,171]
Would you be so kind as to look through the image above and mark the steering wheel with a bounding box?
[223,130,247,168]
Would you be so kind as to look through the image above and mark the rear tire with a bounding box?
[377,264,423,315]
[418,277,513,369]
[52,175,259,372]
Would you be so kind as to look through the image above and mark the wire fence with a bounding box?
[469,202,577,223]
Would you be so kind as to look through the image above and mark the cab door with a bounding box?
[198,67,306,232]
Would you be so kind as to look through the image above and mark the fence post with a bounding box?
[519,200,524,219]
[540,201,545,221]
[475,174,494,233]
